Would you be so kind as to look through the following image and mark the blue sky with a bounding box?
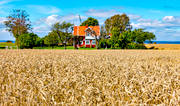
[0,0,180,41]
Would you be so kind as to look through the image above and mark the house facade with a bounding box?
[73,26,100,48]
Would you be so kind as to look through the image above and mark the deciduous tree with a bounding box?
[4,9,32,46]
[18,33,38,49]
[52,21,73,49]
[44,31,59,47]
[105,14,131,34]
[80,17,99,26]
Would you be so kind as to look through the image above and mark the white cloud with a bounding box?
[32,15,60,36]
[132,19,162,28]
[85,9,118,17]
[32,14,88,37]
[163,16,176,22]
[162,16,180,24]
[0,0,21,15]
[0,0,18,5]
[0,28,15,40]
[61,14,87,25]
[44,15,61,26]
[0,17,7,28]
[38,14,87,26]
[62,14,87,22]
[27,5,61,14]
[133,16,180,29]
[33,25,51,37]
[128,14,141,20]
[0,0,9,5]
[85,9,141,22]
[0,17,7,23]
[131,16,180,41]
[33,25,50,33]
[137,18,152,22]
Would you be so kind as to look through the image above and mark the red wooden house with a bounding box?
[73,26,100,48]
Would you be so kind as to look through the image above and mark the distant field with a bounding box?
[1,41,180,50]
[0,50,179,105]
[145,44,180,50]
[0,42,16,49]
[33,46,96,50]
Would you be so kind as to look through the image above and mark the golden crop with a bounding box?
[0,50,179,105]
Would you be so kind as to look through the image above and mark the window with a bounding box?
[92,40,96,44]
[87,32,91,36]
[80,41,83,45]
[86,40,90,45]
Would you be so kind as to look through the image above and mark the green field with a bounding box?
[33,46,96,50]
[0,42,16,49]
[0,42,97,50]
[0,42,15,47]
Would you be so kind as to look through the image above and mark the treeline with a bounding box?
[99,28,155,49]
[4,9,156,49]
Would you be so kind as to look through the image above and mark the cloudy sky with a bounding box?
[0,0,180,41]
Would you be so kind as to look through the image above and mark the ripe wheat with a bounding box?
[0,50,179,105]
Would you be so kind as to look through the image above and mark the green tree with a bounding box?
[105,14,131,34]
[102,28,156,49]
[52,21,73,49]
[102,14,155,49]
[119,29,156,49]
[100,25,107,39]
[119,30,132,49]
[44,31,59,47]
[110,27,121,49]
[4,9,32,46]
[80,17,99,26]
[131,29,156,44]
[99,39,111,49]
[18,33,38,49]
[36,37,45,47]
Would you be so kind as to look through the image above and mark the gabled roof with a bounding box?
[74,26,100,36]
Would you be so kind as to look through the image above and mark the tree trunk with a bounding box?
[106,42,107,49]
[16,38,20,49]
[64,44,66,50]
[95,36,98,49]
[73,36,76,49]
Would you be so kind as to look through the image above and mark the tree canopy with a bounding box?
[80,17,99,26]
[51,21,73,49]
[18,33,38,49]
[44,31,59,47]
[105,14,131,34]
[4,9,32,39]
[106,29,156,49]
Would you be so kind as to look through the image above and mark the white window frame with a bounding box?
[81,41,84,45]
[86,32,91,36]
[85,40,90,45]
[92,40,96,44]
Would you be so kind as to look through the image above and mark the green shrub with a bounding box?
[18,33,38,49]
[127,43,137,49]
[136,44,147,49]
[44,32,59,47]
[99,39,111,49]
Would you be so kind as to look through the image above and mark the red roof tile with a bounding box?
[74,26,100,36]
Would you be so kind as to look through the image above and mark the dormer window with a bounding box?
[87,32,91,36]
[85,27,92,37]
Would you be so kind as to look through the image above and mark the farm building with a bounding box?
[73,26,100,48]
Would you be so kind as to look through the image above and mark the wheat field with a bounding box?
[145,44,180,50]
[0,50,179,105]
